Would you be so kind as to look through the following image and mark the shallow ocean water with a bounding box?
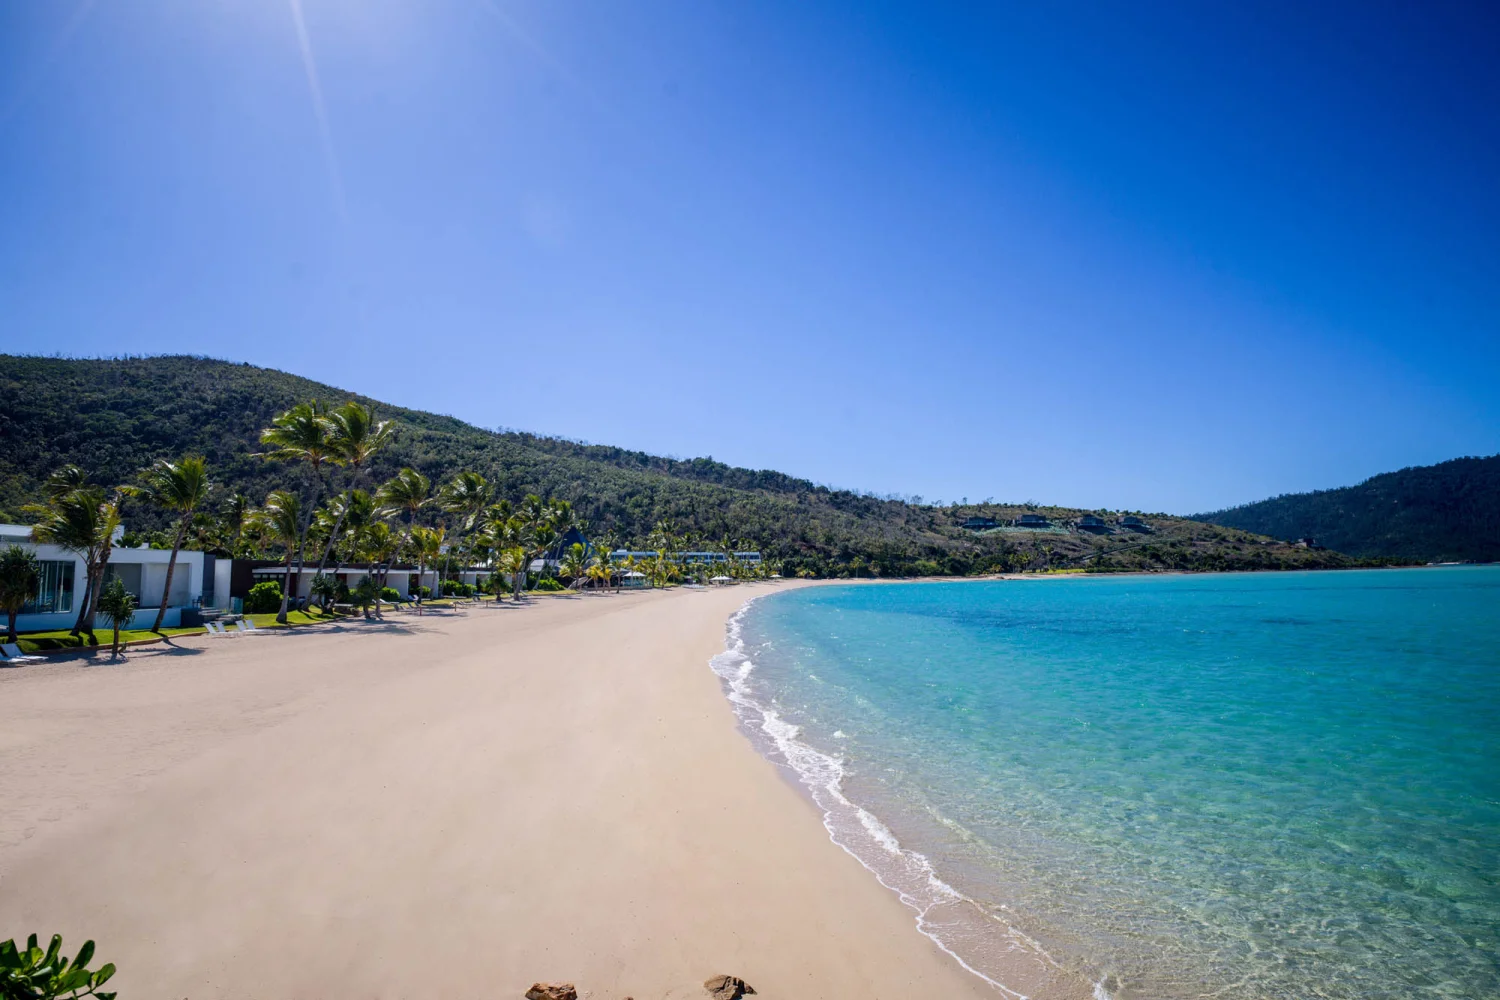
[715,568,1500,1000]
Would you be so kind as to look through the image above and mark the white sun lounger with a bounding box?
[1,642,45,663]
[239,618,262,633]
[204,622,231,636]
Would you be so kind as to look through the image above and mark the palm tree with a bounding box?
[220,493,253,556]
[409,525,444,610]
[24,478,123,639]
[587,547,615,592]
[258,402,340,614]
[495,546,528,599]
[559,542,587,589]
[248,490,303,623]
[0,544,41,643]
[437,471,493,581]
[97,576,138,657]
[357,521,400,618]
[491,514,534,601]
[316,402,396,573]
[375,468,430,606]
[125,456,213,632]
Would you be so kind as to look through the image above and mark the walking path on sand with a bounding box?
[0,583,1005,999]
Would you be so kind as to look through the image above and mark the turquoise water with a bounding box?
[716,569,1500,1000]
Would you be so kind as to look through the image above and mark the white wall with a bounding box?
[4,536,206,634]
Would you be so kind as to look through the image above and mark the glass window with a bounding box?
[22,560,75,614]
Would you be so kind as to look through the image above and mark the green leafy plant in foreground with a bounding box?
[0,934,116,1000]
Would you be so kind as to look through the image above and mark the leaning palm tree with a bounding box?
[375,468,430,605]
[258,402,340,607]
[125,456,213,632]
[248,490,303,624]
[0,544,41,643]
[24,480,123,639]
[437,471,493,577]
[316,401,395,573]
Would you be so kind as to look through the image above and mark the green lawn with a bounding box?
[15,608,351,653]
[16,625,205,652]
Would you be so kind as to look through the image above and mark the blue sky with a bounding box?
[2,1,1496,513]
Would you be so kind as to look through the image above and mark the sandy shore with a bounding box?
[0,584,997,999]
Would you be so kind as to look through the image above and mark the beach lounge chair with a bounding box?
[1,643,45,663]
[205,622,231,637]
[239,619,263,633]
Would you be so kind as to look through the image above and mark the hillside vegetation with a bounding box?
[1195,455,1500,563]
[1,355,1365,576]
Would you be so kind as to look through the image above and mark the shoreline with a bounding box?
[0,583,998,998]
[716,588,1100,1000]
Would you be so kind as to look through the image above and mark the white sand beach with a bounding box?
[0,584,998,999]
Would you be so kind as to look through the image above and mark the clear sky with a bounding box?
[3,1,1496,513]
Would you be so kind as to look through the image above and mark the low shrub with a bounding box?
[418,586,433,600]
[351,577,379,611]
[531,577,565,592]
[1,933,117,999]
[244,580,283,614]
[380,586,401,602]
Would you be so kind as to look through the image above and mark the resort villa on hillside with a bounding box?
[1,522,230,633]
[609,549,763,566]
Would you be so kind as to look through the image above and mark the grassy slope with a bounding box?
[1195,455,1500,562]
[0,355,1359,575]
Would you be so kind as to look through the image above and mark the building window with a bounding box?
[22,560,75,614]
[105,563,143,604]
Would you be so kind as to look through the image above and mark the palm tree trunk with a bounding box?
[315,467,360,574]
[82,560,106,641]
[70,545,98,637]
[279,546,294,624]
[7,610,18,643]
[152,514,190,633]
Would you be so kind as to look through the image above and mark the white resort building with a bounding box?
[1,523,232,633]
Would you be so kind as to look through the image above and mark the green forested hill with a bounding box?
[1,355,1361,575]
[1196,455,1500,563]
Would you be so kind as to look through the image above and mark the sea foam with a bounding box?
[711,597,1091,1000]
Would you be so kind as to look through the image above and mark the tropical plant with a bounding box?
[350,575,380,616]
[437,471,493,576]
[494,545,528,600]
[408,525,444,613]
[244,580,284,615]
[257,402,339,614]
[96,577,138,656]
[376,468,432,611]
[247,490,303,623]
[23,473,123,639]
[309,573,341,613]
[357,521,401,617]
[316,401,395,573]
[0,933,117,1000]
[123,456,213,632]
[219,493,253,555]
[559,542,587,588]
[0,545,41,643]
